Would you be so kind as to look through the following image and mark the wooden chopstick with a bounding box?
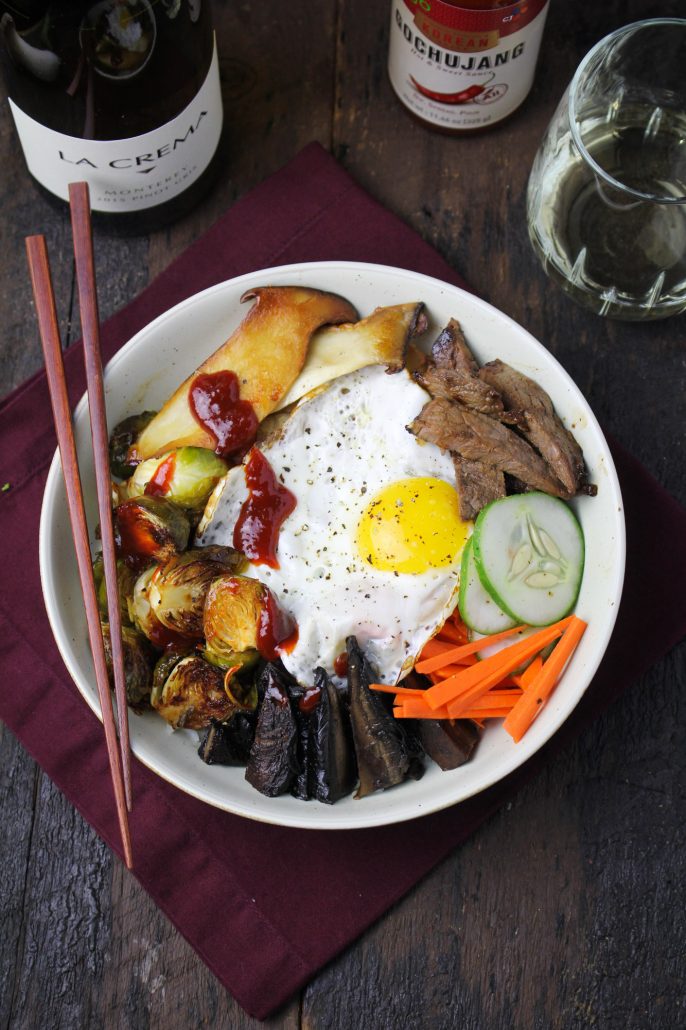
[25,233,133,871]
[68,182,133,812]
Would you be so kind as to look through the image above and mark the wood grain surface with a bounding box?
[1,2,685,1028]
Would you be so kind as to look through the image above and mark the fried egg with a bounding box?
[199,365,471,684]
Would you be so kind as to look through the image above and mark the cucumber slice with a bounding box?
[472,492,585,627]
[458,537,517,635]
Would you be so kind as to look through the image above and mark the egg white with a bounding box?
[200,365,466,685]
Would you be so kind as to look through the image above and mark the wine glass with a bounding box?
[527,19,686,320]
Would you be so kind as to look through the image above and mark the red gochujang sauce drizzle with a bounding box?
[144,453,176,497]
[257,588,299,662]
[114,502,162,572]
[333,652,348,678]
[189,370,259,458]
[233,448,297,569]
[298,683,321,715]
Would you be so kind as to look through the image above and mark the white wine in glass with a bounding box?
[527,21,686,321]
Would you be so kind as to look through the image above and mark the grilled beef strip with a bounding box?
[414,363,505,417]
[452,457,506,521]
[417,319,510,517]
[432,318,479,372]
[418,318,506,416]
[408,397,572,499]
[479,359,595,496]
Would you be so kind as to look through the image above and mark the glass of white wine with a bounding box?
[527,19,686,320]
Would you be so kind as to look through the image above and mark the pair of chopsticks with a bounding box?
[26,183,134,870]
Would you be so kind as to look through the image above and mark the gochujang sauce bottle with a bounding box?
[0,1,223,230]
[388,0,550,133]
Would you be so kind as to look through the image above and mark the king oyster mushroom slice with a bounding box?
[130,286,358,462]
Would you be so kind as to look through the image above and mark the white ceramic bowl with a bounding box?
[40,261,625,829]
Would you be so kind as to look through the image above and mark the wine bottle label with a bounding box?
[8,41,222,213]
[388,0,550,130]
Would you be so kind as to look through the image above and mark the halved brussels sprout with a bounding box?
[114,496,190,564]
[131,564,195,649]
[111,480,128,507]
[109,411,157,480]
[92,554,137,626]
[152,647,193,694]
[224,671,258,713]
[203,574,266,666]
[148,545,246,638]
[150,654,235,729]
[131,565,159,640]
[101,622,154,710]
[200,645,259,674]
[126,447,229,512]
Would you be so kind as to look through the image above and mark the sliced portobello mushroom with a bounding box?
[399,670,480,772]
[346,636,410,799]
[310,667,357,805]
[198,713,257,766]
[418,719,481,771]
[288,680,316,801]
[245,663,300,797]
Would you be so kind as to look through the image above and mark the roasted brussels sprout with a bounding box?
[200,645,258,675]
[152,647,193,694]
[150,654,235,729]
[114,496,190,564]
[203,574,265,667]
[224,671,258,713]
[101,622,155,710]
[109,411,157,479]
[130,564,176,648]
[148,546,245,638]
[92,554,137,626]
[126,447,229,512]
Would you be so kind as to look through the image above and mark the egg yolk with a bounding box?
[357,477,469,574]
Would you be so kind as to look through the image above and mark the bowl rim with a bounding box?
[39,259,626,829]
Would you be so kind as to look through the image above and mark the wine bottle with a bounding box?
[388,0,550,134]
[0,1,223,230]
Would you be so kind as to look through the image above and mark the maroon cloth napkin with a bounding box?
[1,143,685,1020]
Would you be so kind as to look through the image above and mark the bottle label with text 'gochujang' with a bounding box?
[388,0,550,131]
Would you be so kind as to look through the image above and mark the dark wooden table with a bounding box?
[2,2,684,1028]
